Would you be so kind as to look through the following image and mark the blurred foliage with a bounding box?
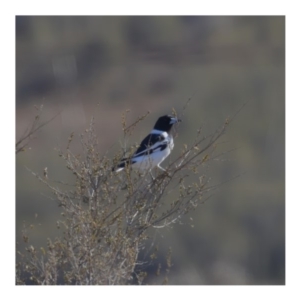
[16,16,284,284]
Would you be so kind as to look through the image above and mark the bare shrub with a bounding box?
[16,103,244,285]
[16,105,59,154]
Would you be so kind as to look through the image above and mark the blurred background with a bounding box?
[16,16,285,285]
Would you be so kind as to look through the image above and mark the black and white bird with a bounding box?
[114,115,181,173]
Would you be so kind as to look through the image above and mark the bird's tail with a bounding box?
[112,160,127,172]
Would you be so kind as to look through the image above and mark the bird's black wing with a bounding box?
[114,133,168,170]
[133,133,168,158]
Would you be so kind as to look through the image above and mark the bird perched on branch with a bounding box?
[113,115,181,173]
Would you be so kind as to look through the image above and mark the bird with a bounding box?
[113,115,181,173]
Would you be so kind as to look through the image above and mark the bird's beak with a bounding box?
[170,117,181,124]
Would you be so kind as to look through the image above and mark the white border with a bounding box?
[2,1,299,299]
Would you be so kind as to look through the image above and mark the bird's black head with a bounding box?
[153,115,181,132]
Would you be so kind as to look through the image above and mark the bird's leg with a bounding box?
[157,165,171,178]
[157,165,166,172]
